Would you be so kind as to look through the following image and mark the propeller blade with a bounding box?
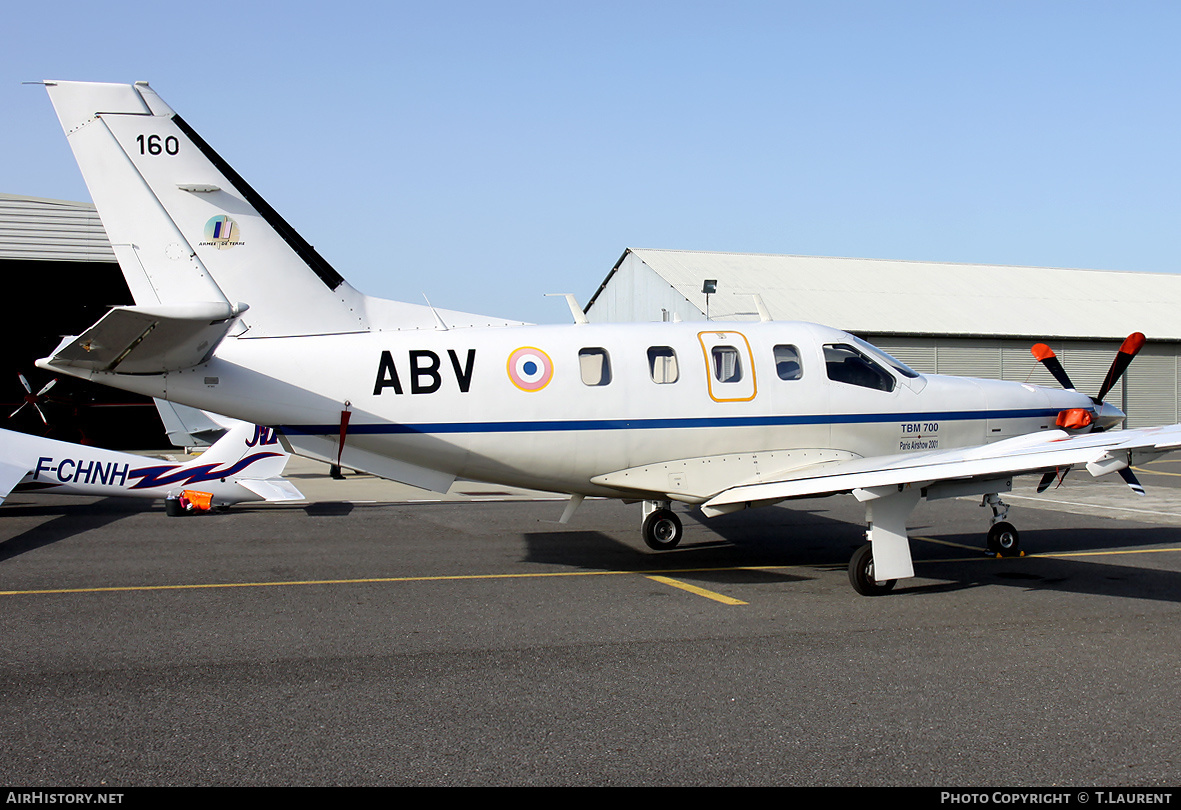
[9,402,27,419]
[1031,344,1075,390]
[1097,332,1146,403]
[1036,471,1057,493]
[1036,467,1069,493]
[18,373,32,394]
[35,379,58,396]
[1117,466,1145,496]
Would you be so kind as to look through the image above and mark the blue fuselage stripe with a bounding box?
[280,408,1060,436]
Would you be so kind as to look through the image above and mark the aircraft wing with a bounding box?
[0,459,32,506]
[700,424,1181,516]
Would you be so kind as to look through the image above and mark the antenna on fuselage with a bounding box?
[422,294,449,331]
[544,293,589,325]
[752,294,772,322]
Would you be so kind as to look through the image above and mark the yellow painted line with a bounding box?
[2,545,1177,599]
[1025,547,1181,559]
[1132,465,1181,478]
[645,575,747,605]
[0,564,788,598]
[912,534,980,551]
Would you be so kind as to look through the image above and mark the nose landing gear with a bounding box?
[983,493,1021,557]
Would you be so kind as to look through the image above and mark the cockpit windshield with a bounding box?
[849,336,922,380]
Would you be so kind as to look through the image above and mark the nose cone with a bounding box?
[1096,400,1126,431]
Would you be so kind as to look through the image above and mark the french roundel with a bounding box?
[507,347,554,392]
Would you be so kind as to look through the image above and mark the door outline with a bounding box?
[698,330,758,402]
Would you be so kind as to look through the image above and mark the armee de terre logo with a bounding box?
[200,215,243,249]
[506,346,554,392]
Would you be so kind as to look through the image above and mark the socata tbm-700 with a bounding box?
[33,80,1181,594]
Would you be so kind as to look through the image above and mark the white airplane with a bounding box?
[30,80,1181,592]
[0,419,304,511]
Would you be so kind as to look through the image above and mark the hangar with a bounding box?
[584,248,1181,429]
[0,193,165,447]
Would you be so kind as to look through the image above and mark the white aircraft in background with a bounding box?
[0,418,303,511]
[30,80,1181,593]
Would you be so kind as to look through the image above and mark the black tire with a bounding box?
[987,521,1020,556]
[848,543,896,596]
[642,508,683,550]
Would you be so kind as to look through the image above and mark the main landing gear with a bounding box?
[845,485,1023,596]
[848,542,896,596]
[641,500,683,550]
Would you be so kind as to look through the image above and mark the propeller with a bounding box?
[1031,332,1145,408]
[9,374,58,425]
[1030,334,1148,495]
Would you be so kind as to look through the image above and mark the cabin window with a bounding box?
[824,344,895,392]
[579,348,612,386]
[648,346,679,384]
[711,346,743,383]
[773,345,802,380]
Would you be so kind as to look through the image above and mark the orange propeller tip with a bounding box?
[1121,333,1146,354]
[1031,343,1056,361]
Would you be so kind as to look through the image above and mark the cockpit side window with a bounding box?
[824,344,895,392]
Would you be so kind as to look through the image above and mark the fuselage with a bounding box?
[77,320,1097,501]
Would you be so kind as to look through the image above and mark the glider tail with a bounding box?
[179,421,304,503]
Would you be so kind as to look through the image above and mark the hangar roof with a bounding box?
[0,193,114,262]
[586,248,1181,341]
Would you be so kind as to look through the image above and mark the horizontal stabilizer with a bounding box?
[237,478,305,502]
[39,302,246,374]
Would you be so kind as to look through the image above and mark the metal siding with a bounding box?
[602,248,1181,341]
[1125,350,1177,428]
[936,341,1002,379]
[866,338,937,373]
[0,194,115,262]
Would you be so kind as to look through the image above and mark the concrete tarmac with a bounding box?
[0,455,1179,786]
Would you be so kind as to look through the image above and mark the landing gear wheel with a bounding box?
[642,509,683,550]
[987,521,1021,557]
[848,543,896,596]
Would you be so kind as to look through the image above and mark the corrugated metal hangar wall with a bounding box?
[584,248,1181,429]
[0,194,166,448]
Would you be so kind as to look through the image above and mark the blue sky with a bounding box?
[4,2,1180,324]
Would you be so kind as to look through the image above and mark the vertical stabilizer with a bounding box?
[44,80,371,337]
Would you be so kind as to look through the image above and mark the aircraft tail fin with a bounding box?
[43,80,369,337]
